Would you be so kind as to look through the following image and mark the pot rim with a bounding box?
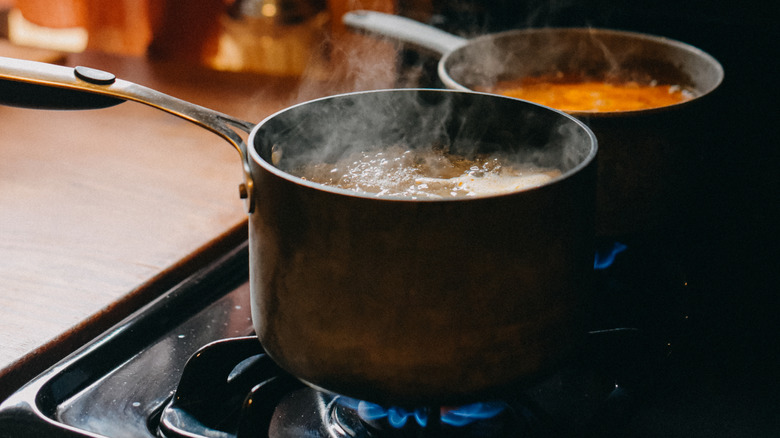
[247,88,597,203]
[439,27,725,118]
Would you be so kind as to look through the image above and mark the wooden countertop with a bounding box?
[0,47,397,400]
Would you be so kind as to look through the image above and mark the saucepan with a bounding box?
[344,10,724,237]
[0,56,597,407]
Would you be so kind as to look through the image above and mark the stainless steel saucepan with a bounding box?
[1,56,597,407]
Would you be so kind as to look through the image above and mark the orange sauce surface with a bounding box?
[485,77,693,112]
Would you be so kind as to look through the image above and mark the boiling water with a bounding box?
[293,145,560,198]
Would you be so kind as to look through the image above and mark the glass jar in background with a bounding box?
[7,0,401,83]
[9,0,88,52]
[145,0,224,64]
[9,0,223,59]
[81,0,158,56]
[204,0,399,83]
[204,0,330,76]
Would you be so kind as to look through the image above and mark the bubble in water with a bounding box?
[292,145,560,198]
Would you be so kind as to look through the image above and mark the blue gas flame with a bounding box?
[440,402,507,426]
[339,397,506,428]
[594,241,628,270]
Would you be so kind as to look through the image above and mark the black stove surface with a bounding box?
[0,242,254,438]
[152,329,649,438]
[1,239,778,437]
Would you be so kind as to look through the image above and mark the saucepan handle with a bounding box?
[342,10,468,56]
[0,56,257,213]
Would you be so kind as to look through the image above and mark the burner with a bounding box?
[156,336,304,438]
[153,329,645,438]
[327,396,546,437]
[334,397,509,430]
[0,240,670,438]
[3,228,771,438]
[594,241,628,270]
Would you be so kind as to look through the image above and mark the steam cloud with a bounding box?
[243,9,600,196]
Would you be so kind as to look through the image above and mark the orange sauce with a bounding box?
[484,76,693,112]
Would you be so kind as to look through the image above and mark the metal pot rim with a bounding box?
[439,27,725,118]
[247,88,597,203]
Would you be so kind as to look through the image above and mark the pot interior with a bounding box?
[442,28,723,110]
[250,89,596,194]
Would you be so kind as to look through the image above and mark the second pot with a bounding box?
[344,11,724,237]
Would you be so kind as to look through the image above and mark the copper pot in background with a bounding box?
[344,11,724,237]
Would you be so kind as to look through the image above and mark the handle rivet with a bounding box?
[74,66,116,85]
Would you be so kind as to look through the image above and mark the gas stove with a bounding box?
[0,235,777,437]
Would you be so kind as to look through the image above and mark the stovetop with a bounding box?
[0,238,778,437]
[0,242,254,437]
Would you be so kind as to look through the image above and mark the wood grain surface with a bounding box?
[0,51,340,399]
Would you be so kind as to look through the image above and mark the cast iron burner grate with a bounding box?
[0,237,687,438]
[155,328,652,438]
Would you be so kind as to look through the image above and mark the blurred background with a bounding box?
[0,0,776,385]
